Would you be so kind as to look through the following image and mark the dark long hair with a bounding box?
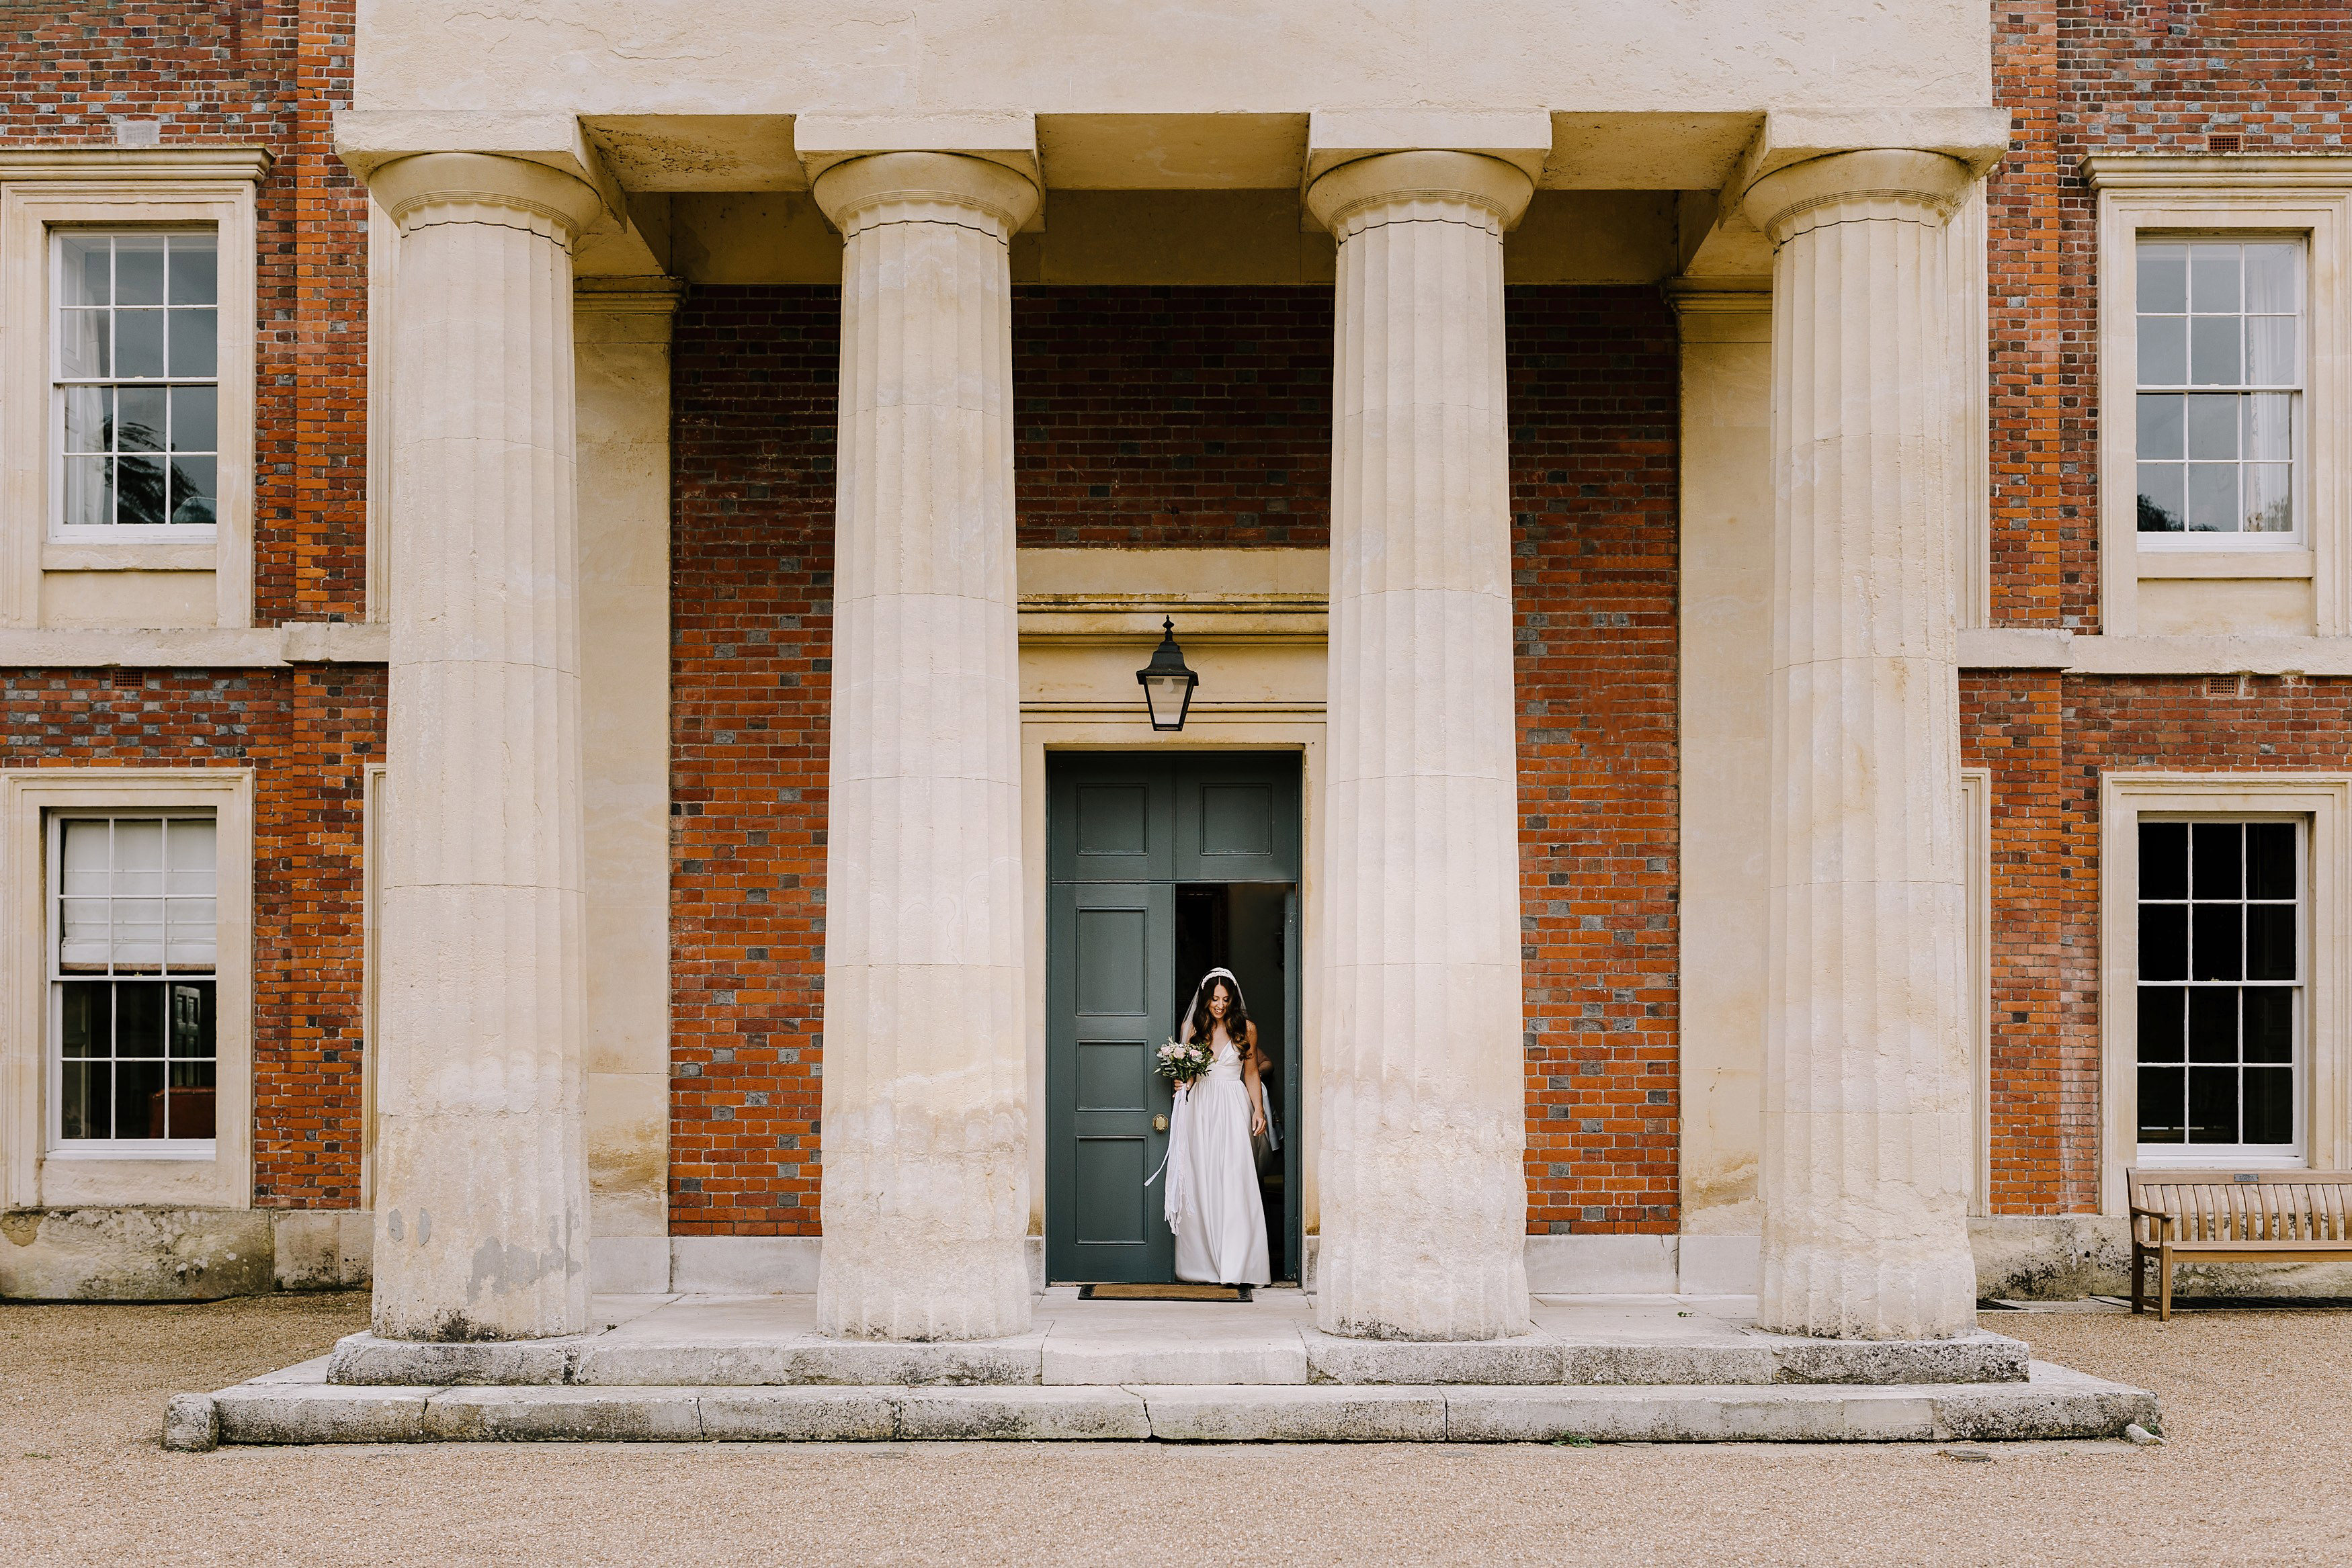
[1187,974,1249,1048]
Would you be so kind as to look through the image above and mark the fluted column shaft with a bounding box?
[368,153,604,1340]
[812,154,1039,1341]
[1306,153,1534,1342]
[1742,150,1979,1341]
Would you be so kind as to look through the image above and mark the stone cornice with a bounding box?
[1959,627,2352,677]
[2082,153,2352,191]
[0,146,273,184]
[0,621,387,668]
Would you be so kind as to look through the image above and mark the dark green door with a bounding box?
[1046,752,1302,1283]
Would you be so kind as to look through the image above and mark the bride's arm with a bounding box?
[1244,1023,1266,1135]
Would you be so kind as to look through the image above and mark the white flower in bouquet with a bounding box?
[1154,1037,1212,1088]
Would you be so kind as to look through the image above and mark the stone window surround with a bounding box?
[2088,157,2352,637]
[2099,772,2352,1215]
[0,149,269,631]
[1,768,255,1211]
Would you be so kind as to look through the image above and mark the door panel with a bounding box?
[1171,754,1302,882]
[1048,878,1175,1282]
[1051,758,1173,882]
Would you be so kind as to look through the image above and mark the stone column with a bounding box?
[1740,150,1979,1341]
[1305,152,1534,1342]
[366,153,605,1340]
[811,153,1039,1342]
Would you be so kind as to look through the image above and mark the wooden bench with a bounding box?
[2128,1167,2352,1321]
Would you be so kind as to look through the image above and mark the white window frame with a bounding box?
[2086,157,2352,636]
[0,149,268,630]
[2100,773,2352,1215]
[1,769,253,1209]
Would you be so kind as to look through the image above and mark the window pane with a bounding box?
[115,1057,165,1139]
[2136,465,2185,532]
[165,897,217,969]
[2246,904,2297,982]
[2246,823,2296,898]
[114,308,165,378]
[2138,1065,2187,1141]
[2138,314,2187,384]
[115,982,166,1053]
[2246,316,2298,385]
[116,385,165,452]
[61,456,112,529]
[2191,904,2243,981]
[112,820,162,891]
[2186,464,2238,531]
[2138,393,2184,459]
[169,384,217,453]
[167,234,218,306]
[2140,904,2187,980]
[58,308,109,378]
[2190,244,2242,312]
[2192,822,2242,898]
[2242,466,2291,535]
[114,235,165,306]
[2243,988,2293,1064]
[2187,987,2238,1060]
[167,307,218,380]
[61,820,112,894]
[2242,1067,2294,1145]
[2138,986,2185,1061]
[2244,393,2294,462]
[58,234,109,307]
[2187,1065,2239,1143]
[116,455,166,526]
[2185,395,2240,460]
[59,982,111,1057]
[61,1061,107,1139]
[2142,823,2189,899]
[2138,243,2189,313]
[168,981,215,1059]
[168,456,217,525]
[164,1063,216,1139]
[2189,316,2240,385]
[62,386,108,453]
[2244,243,2298,315]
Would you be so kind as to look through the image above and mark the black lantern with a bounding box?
[1135,616,1199,732]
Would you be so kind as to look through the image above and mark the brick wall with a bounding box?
[670,283,1681,1235]
[1974,4,2352,1213]
[0,668,384,1206]
[1511,287,1681,1234]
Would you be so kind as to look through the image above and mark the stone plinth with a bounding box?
[1304,152,1535,1342]
[1742,150,1981,1342]
[811,153,1040,1342]
[366,153,605,1342]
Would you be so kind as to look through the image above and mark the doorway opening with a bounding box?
[1045,751,1303,1287]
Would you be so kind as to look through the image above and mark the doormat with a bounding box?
[1079,1282,1253,1303]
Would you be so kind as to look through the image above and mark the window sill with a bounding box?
[2136,548,2314,579]
[2132,1149,2307,1169]
[44,1139,218,1162]
[43,541,217,572]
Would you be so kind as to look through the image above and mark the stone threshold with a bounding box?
[314,1292,2038,1391]
[165,1364,2158,1449]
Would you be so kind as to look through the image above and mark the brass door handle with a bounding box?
[1153,1115,1169,1132]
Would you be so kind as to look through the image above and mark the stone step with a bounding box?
[321,1325,2032,1390]
[165,1361,2153,1450]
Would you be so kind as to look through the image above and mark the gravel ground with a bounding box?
[1,1293,2347,1567]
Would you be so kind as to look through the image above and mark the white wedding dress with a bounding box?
[1171,1037,1271,1286]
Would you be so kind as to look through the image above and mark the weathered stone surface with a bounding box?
[1304,1330,1560,1386]
[1931,1364,2160,1442]
[0,1208,274,1301]
[214,1384,435,1444]
[161,1393,218,1452]
[898,1387,1148,1440]
[1043,1335,1304,1387]
[572,1336,1045,1387]
[328,1330,585,1387]
[1558,1344,1779,1387]
[271,1211,374,1291]
[1306,148,1537,1346]
[1772,1330,2029,1386]
[424,1387,705,1442]
[698,1389,900,1442]
[1145,1385,1447,1442]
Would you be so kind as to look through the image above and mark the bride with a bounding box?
[1163,967,1271,1286]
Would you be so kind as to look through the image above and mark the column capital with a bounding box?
[1303,150,1535,239]
[367,150,605,242]
[810,150,1041,244]
[1738,148,1974,246]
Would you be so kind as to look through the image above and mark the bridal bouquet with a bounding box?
[1154,1037,1213,1088]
